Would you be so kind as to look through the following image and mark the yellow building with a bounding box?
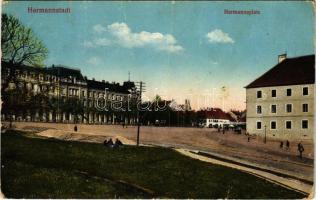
[1,61,139,124]
[245,54,315,140]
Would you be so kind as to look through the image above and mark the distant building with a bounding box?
[245,54,315,139]
[184,99,191,111]
[1,61,139,124]
[197,108,234,128]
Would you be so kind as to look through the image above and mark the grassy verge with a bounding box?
[1,130,305,198]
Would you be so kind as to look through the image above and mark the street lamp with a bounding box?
[264,125,267,144]
[135,81,145,146]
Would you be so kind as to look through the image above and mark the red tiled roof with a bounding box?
[245,55,315,88]
[198,108,232,120]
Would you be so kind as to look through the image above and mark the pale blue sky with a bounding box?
[3,1,314,110]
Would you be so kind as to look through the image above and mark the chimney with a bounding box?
[278,53,287,63]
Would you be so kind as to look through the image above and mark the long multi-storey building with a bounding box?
[245,54,315,140]
[1,61,139,124]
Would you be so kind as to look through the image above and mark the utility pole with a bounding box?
[135,81,146,146]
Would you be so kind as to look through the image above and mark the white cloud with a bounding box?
[85,22,183,53]
[83,38,111,48]
[206,29,234,44]
[87,57,101,65]
[83,40,94,48]
[94,38,111,46]
[93,24,107,33]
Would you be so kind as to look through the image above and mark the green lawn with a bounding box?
[1,130,305,199]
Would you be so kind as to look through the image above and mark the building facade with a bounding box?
[197,108,234,128]
[1,61,139,124]
[245,54,315,140]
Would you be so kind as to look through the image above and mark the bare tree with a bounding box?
[1,13,48,66]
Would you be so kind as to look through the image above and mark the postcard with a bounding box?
[1,1,314,199]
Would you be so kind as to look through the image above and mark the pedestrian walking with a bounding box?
[247,136,250,142]
[74,125,78,132]
[297,142,304,159]
[280,141,283,149]
[286,140,290,151]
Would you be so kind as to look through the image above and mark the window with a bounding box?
[303,87,308,96]
[303,104,308,112]
[271,105,277,113]
[286,88,292,96]
[286,121,292,129]
[271,121,276,130]
[271,90,276,97]
[257,121,262,130]
[286,104,292,113]
[302,120,308,129]
[256,105,262,114]
[257,91,262,98]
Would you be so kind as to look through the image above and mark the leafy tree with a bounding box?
[1,14,49,126]
[153,95,162,102]
[1,13,48,66]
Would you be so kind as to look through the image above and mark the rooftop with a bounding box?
[245,55,315,88]
[87,79,132,94]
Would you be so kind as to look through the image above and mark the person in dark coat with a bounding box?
[107,138,114,147]
[298,142,304,159]
[103,139,108,146]
[115,139,123,146]
[280,141,283,149]
[74,125,78,132]
[113,138,123,148]
[286,140,290,150]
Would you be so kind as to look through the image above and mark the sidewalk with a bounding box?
[175,148,313,195]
